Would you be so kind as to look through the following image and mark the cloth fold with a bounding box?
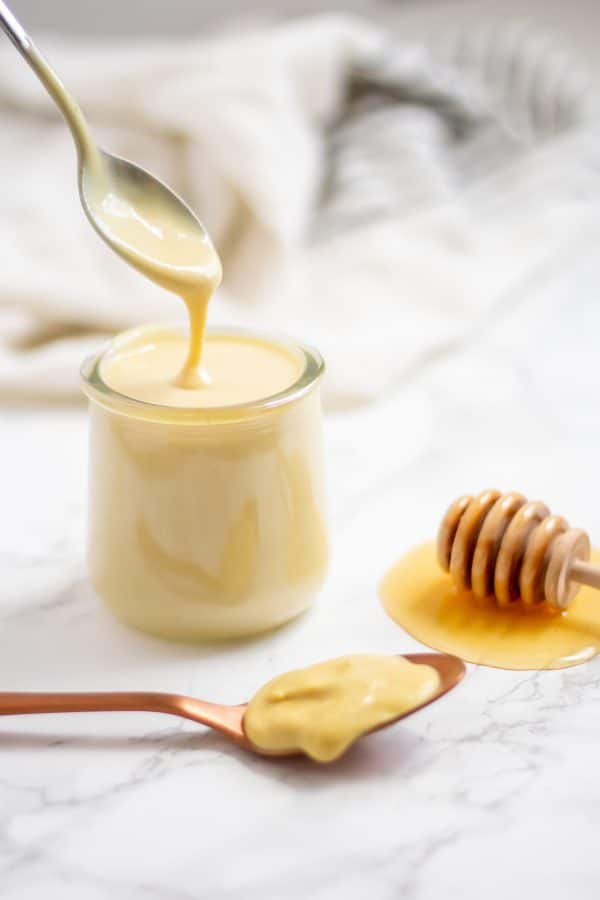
[0,14,597,406]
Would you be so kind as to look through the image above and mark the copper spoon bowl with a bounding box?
[0,653,465,761]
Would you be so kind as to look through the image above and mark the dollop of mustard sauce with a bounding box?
[244,654,440,762]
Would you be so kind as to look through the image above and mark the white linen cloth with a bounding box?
[0,15,597,407]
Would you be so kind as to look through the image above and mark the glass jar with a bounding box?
[81,325,328,641]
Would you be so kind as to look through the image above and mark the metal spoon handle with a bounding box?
[0,0,28,50]
[0,691,249,744]
[0,690,182,716]
[0,0,94,160]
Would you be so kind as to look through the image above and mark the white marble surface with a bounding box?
[3,238,600,898]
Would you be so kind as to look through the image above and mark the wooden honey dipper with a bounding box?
[437,489,600,610]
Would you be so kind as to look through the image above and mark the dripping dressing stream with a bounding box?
[0,0,222,387]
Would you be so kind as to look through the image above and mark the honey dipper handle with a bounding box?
[570,560,600,591]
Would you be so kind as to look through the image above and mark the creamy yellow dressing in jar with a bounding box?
[82,324,328,641]
[19,14,329,642]
[78,121,329,642]
[243,654,441,762]
[101,327,303,408]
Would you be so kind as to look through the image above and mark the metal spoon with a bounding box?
[0,0,215,293]
[0,653,465,761]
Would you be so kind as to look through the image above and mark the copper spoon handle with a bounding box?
[0,691,248,743]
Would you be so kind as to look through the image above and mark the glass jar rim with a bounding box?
[80,322,325,424]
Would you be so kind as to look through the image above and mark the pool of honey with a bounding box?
[380,542,600,670]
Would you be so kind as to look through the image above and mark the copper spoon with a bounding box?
[0,653,465,761]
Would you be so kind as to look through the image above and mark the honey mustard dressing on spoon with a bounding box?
[0,0,222,390]
[0,654,464,763]
[243,654,444,762]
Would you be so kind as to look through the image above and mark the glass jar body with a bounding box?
[85,374,328,641]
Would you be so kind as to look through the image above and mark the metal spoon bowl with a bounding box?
[0,653,466,762]
[79,149,221,292]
